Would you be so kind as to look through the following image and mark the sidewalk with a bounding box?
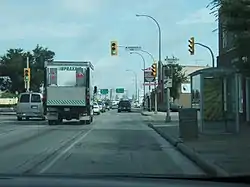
[141,111,250,177]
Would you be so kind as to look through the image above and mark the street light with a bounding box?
[136,14,170,120]
[130,51,146,108]
[135,14,162,92]
[126,69,138,102]
[139,49,156,113]
[140,49,155,62]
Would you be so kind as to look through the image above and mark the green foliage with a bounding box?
[0,92,17,98]
[165,63,187,100]
[208,0,250,75]
[0,45,55,93]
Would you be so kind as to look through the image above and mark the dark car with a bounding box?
[118,100,131,112]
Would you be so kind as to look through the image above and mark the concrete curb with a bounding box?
[148,122,229,177]
[141,111,153,116]
[148,123,182,146]
[176,143,229,177]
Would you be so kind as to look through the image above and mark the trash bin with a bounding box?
[178,108,198,140]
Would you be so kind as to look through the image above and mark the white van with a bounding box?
[16,92,46,121]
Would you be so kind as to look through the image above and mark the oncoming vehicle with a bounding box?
[16,92,46,121]
[118,100,131,113]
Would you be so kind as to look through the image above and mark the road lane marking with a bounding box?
[39,128,94,173]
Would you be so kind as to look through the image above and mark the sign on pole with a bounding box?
[164,78,172,88]
[143,82,158,86]
[125,46,142,51]
[144,71,155,82]
[142,67,151,71]
[100,89,109,95]
[116,88,124,93]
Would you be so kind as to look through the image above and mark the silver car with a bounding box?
[16,92,46,121]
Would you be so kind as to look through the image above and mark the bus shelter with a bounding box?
[189,67,240,134]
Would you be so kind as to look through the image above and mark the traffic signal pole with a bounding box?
[26,56,30,92]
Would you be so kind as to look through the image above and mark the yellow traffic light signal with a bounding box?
[24,68,30,81]
[111,41,118,56]
[188,37,195,55]
[151,63,157,77]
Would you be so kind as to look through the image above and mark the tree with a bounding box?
[0,76,12,92]
[0,48,27,93]
[0,45,55,93]
[30,45,55,91]
[208,0,250,75]
[165,63,187,100]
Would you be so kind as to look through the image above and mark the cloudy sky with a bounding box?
[0,0,218,95]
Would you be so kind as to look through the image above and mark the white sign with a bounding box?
[181,83,191,93]
[125,46,142,51]
[164,78,172,88]
[144,71,155,82]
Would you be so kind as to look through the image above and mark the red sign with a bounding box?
[142,67,152,71]
[51,72,56,79]
[76,73,84,78]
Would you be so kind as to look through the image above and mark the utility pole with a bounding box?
[164,56,179,122]
[110,89,113,101]
[149,83,152,111]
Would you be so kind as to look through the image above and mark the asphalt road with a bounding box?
[0,109,205,177]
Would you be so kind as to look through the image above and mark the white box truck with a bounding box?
[44,61,94,125]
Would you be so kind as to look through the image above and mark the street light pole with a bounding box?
[130,52,146,109]
[140,49,156,113]
[140,49,155,62]
[194,42,215,67]
[126,70,138,102]
[136,14,163,105]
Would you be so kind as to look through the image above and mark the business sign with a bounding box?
[181,83,191,93]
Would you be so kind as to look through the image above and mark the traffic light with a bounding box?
[151,63,157,77]
[94,86,97,94]
[24,68,30,81]
[110,41,118,56]
[188,37,195,55]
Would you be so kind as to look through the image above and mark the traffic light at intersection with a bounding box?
[188,37,195,55]
[24,68,30,82]
[151,63,157,77]
[110,41,118,56]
